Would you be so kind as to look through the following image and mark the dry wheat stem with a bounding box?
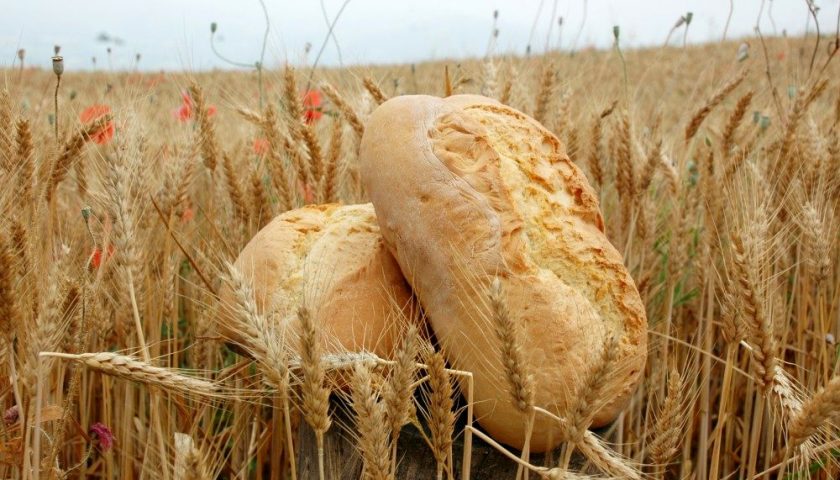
[352,362,394,480]
[40,352,219,397]
[425,349,455,480]
[320,82,365,139]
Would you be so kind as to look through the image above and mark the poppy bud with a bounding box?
[685,12,693,25]
[210,22,218,34]
[54,45,61,55]
[17,49,25,61]
[737,42,749,62]
[3,406,18,426]
[106,47,112,54]
[613,25,621,41]
[89,422,114,452]
[493,9,498,19]
[52,56,64,77]
[759,115,770,131]
[135,53,141,62]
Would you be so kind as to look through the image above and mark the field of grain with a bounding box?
[1,33,839,479]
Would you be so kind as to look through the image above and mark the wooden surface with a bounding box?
[296,421,535,480]
[293,401,581,480]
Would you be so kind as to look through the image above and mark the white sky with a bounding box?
[2,0,839,71]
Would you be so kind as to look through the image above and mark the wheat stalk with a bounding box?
[383,323,419,461]
[788,376,840,449]
[647,367,684,477]
[322,117,343,203]
[363,77,389,105]
[44,115,112,203]
[189,82,220,173]
[14,118,34,205]
[352,362,394,480]
[424,348,454,480]
[320,82,365,139]
[298,305,331,480]
[684,69,746,142]
[261,104,295,210]
[41,351,219,397]
[222,153,250,226]
[720,91,753,160]
[534,61,556,123]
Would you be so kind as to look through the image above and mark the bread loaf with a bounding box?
[359,95,647,451]
[218,203,413,360]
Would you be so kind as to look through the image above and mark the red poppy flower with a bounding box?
[3,406,18,426]
[90,244,115,269]
[89,422,114,452]
[302,89,322,124]
[79,105,115,144]
[145,73,165,89]
[253,138,270,155]
[175,104,191,122]
[173,91,216,122]
[776,51,786,61]
[181,207,194,223]
[298,180,316,204]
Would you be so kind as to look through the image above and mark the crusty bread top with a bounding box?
[219,203,412,358]
[359,94,647,448]
[430,101,645,345]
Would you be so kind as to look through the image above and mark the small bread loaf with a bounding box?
[218,203,412,359]
[359,95,647,451]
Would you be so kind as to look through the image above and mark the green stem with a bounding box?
[54,75,61,141]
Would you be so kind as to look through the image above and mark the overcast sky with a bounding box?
[2,0,839,71]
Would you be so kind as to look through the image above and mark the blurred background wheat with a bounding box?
[1,1,840,479]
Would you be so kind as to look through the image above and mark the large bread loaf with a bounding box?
[359,95,647,451]
[218,203,412,359]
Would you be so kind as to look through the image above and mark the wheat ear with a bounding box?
[320,82,364,139]
[322,117,343,203]
[44,115,112,203]
[788,375,840,449]
[578,433,641,480]
[684,69,747,142]
[534,61,555,124]
[489,276,535,479]
[720,91,753,159]
[363,77,389,105]
[425,348,455,480]
[647,367,684,478]
[224,263,298,478]
[40,352,219,397]
[0,234,20,350]
[189,83,220,173]
[383,323,419,468]
[298,305,331,480]
[15,118,34,205]
[352,362,394,480]
[222,153,250,226]
[261,104,294,210]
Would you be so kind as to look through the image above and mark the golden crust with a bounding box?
[360,94,648,451]
[217,203,412,359]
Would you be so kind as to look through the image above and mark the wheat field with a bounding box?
[1,32,839,479]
